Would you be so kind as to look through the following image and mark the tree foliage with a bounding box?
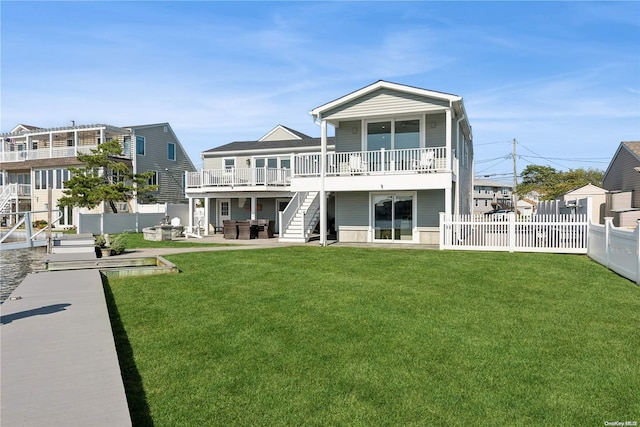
[58,140,157,212]
[515,165,604,200]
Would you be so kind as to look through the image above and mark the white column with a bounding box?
[444,187,452,217]
[445,109,452,171]
[49,132,53,158]
[320,119,327,246]
[188,196,194,231]
[204,196,210,235]
[251,196,257,220]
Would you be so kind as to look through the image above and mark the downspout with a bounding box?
[455,110,465,217]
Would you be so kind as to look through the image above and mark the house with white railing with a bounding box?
[0,122,196,227]
[185,80,474,245]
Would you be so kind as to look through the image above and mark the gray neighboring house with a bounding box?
[472,179,513,215]
[186,80,474,245]
[0,122,196,226]
[602,140,640,227]
[125,123,197,204]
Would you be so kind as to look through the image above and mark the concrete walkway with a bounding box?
[1,269,131,427]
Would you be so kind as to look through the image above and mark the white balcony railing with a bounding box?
[1,145,131,163]
[186,148,448,189]
[186,167,292,189]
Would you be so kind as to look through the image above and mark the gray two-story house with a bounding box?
[185,81,474,245]
[0,122,195,226]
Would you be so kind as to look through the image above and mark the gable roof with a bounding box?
[259,125,312,142]
[204,127,335,155]
[473,179,513,189]
[310,80,462,118]
[561,183,607,197]
[10,124,43,133]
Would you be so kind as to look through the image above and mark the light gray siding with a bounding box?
[336,192,369,226]
[133,124,196,204]
[425,113,446,147]
[322,88,450,121]
[335,120,362,152]
[417,189,445,227]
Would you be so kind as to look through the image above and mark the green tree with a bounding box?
[516,165,603,200]
[58,139,157,213]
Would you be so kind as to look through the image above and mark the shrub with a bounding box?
[95,235,106,247]
[110,233,127,255]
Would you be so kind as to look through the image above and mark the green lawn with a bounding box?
[105,247,639,426]
[115,232,231,249]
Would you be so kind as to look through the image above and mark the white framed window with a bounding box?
[223,158,235,170]
[364,118,421,150]
[168,142,176,161]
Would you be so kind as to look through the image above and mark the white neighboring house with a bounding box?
[556,183,607,224]
[0,122,196,227]
[185,80,474,245]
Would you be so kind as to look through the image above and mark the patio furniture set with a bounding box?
[223,219,275,240]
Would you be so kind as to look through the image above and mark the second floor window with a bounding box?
[224,158,235,170]
[366,119,420,151]
[136,136,145,156]
[168,143,176,161]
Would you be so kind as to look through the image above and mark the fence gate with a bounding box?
[439,212,589,254]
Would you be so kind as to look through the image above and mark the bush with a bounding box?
[110,233,127,255]
[32,219,48,229]
[95,235,106,247]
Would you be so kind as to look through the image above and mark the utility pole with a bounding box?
[512,138,518,212]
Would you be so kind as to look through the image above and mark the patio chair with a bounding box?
[223,220,237,239]
[349,155,368,174]
[237,220,253,240]
[413,150,434,172]
[257,219,274,239]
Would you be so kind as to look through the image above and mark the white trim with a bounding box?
[258,125,303,142]
[311,81,462,118]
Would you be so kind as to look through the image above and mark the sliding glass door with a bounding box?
[373,194,414,242]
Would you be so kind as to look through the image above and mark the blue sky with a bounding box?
[2,1,639,182]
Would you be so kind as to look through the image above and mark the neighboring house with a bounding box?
[555,183,607,224]
[602,141,640,227]
[472,179,513,215]
[185,80,474,245]
[0,122,196,227]
[516,199,535,218]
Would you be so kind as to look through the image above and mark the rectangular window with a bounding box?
[168,142,176,161]
[55,169,62,189]
[366,119,420,151]
[32,141,38,150]
[224,158,235,170]
[148,171,158,186]
[35,171,41,190]
[123,136,131,156]
[67,139,74,147]
[136,136,145,156]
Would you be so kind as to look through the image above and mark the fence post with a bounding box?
[508,212,516,252]
[439,212,446,249]
[603,217,613,268]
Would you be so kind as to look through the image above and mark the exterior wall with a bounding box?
[322,88,449,120]
[334,189,444,243]
[203,154,253,170]
[603,146,640,192]
[131,124,195,205]
[335,120,362,152]
[425,113,446,147]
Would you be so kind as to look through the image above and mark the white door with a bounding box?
[218,199,231,225]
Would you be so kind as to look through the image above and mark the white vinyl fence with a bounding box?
[588,218,640,285]
[439,212,589,254]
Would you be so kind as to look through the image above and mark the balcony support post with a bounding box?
[319,119,328,246]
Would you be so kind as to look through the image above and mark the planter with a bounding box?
[99,247,113,257]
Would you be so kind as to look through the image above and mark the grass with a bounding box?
[106,247,640,426]
[113,232,231,249]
